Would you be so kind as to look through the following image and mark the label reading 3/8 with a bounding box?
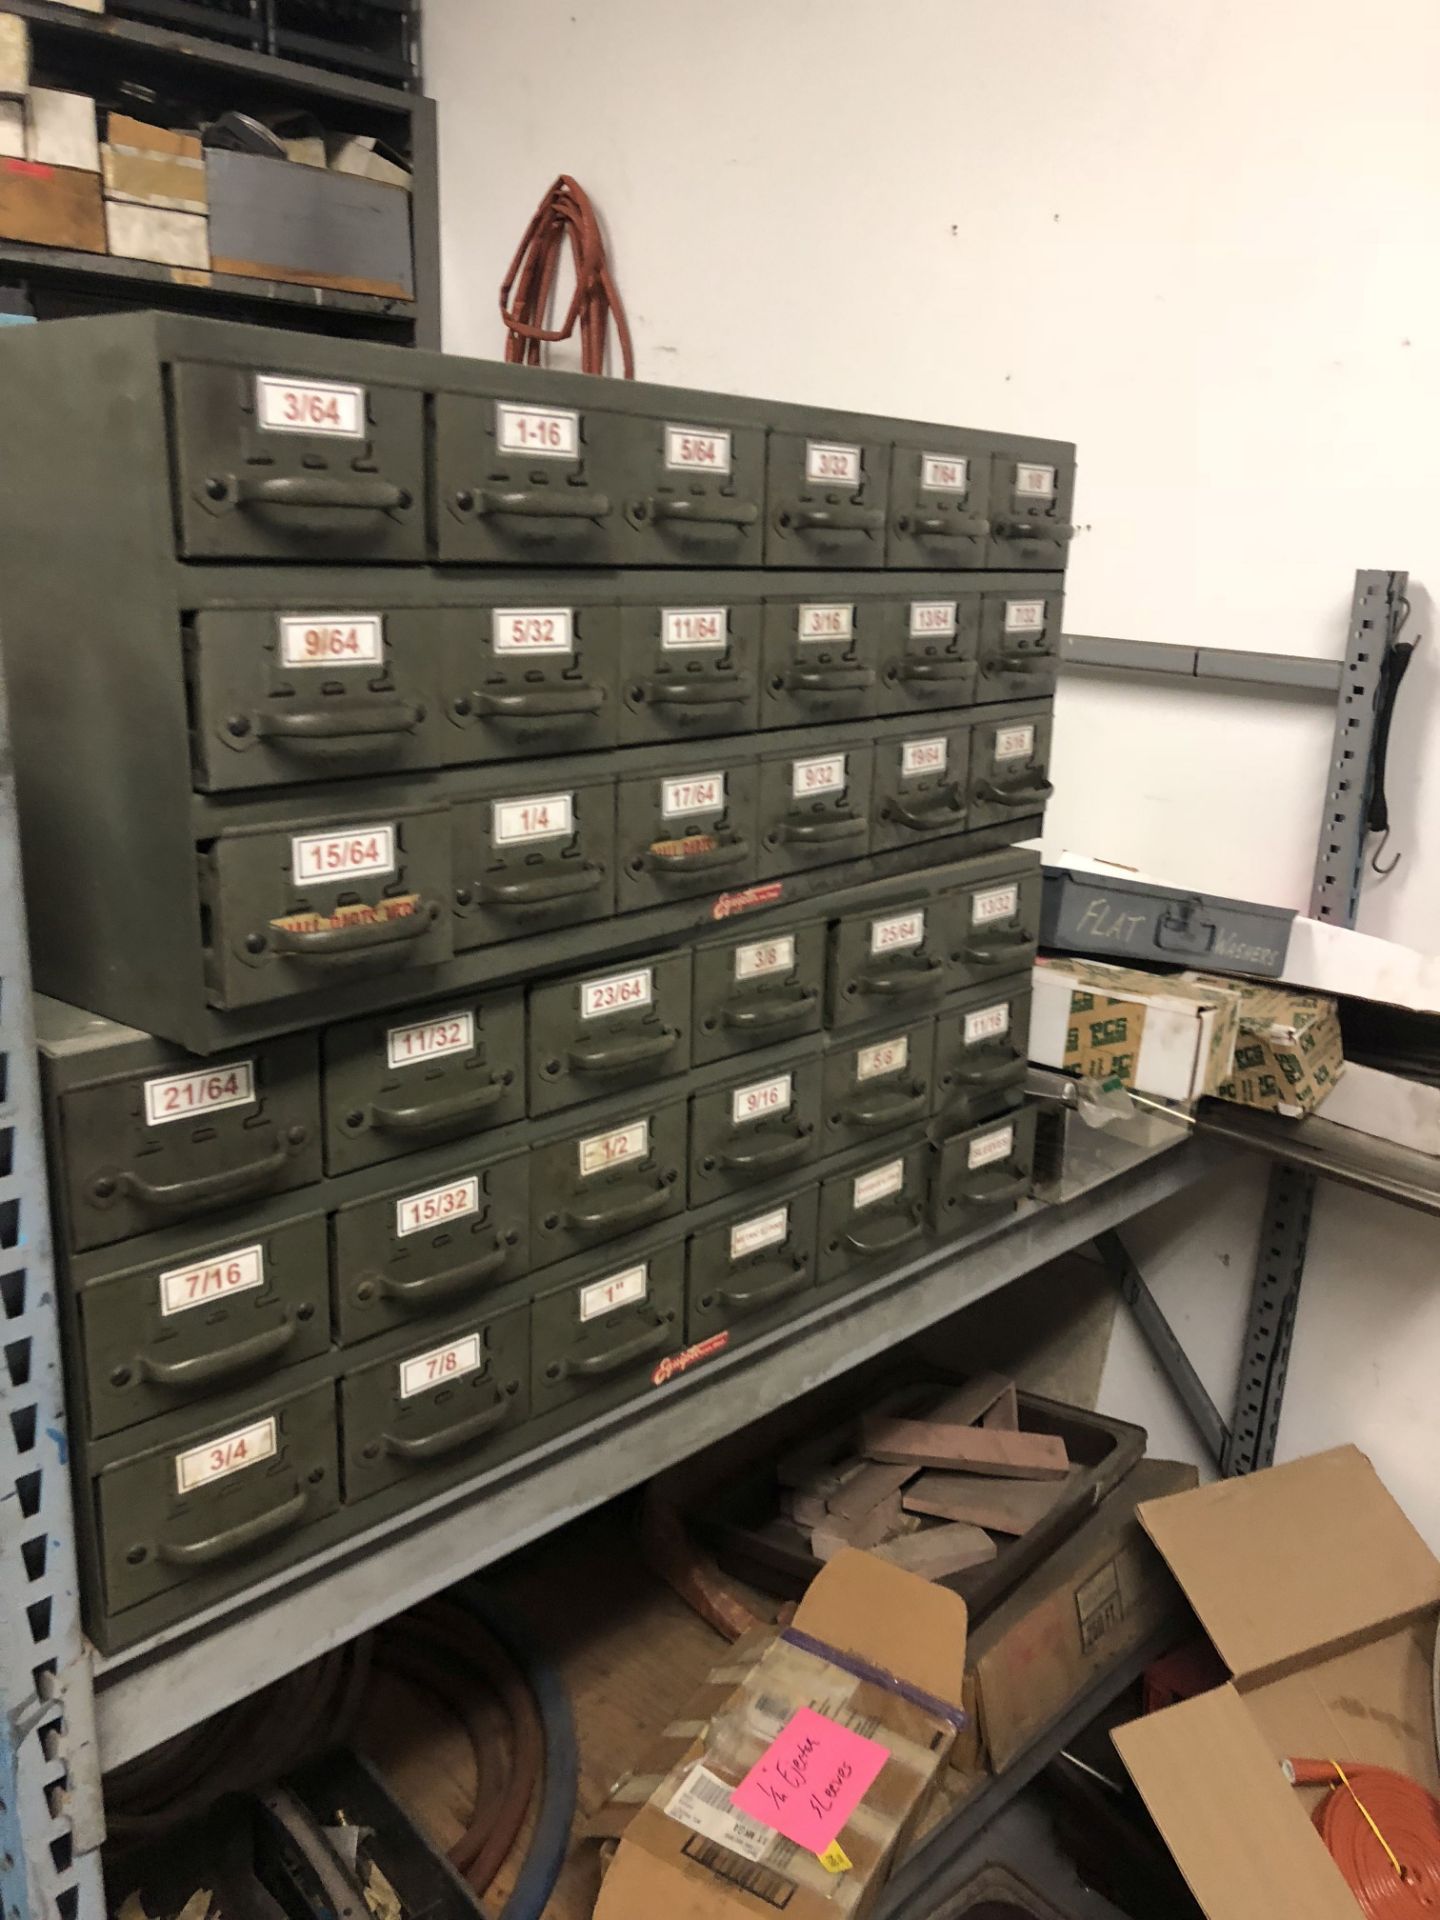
[387,1011,475,1070]
[734,934,794,981]
[175,1415,276,1494]
[496,402,579,458]
[581,967,653,1020]
[292,825,395,882]
[1005,600,1046,634]
[159,1243,264,1317]
[972,884,1019,925]
[969,1124,1015,1170]
[792,753,846,799]
[494,608,574,654]
[396,1175,480,1237]
[994,725,1036,763]
[665,426,732,473]
[255,375,364,438]
[662,772,725,819]
[143,1061,255,1128]
[921,453,969,491]
[493,793,573,845]
[805,441,861,485]
[662,607,727,651]
[731,1072,792,1126]
[870,910,924,955]
[965,1002,1012,1045]
[797,603,854,643]
[857,1036,908,1082]
[1014,463,1056,497]
[853,1158,904,1211]
[580,1262,648,1322]
[579,1119,648,1177]
[909,600,957,639]
[279,613,382,667]
[400,1332,483,1399]
[901,737,948,778]
[730,1206,789,1262]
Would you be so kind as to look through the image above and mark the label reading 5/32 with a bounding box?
[792,753,846,799]
[175,1416,276,1494]
[496,402,578,458]
[730,1206,789,1262]
[965,1002,1011,1045]
[665,426,731,474]
[972,884,1019,925]
[909,600,957,639]
[662,607,727,651]
[159,1243,264,1317]
[396,1175,480,1237]
[921,452,969,491]
[731,1072,792,1126]
[144,1062,255,1128]
[870,910,924,955]
[853,1159,904,1211]
[579,1262,647,1322]
[400,1333,483,1399]
[292,825,395,882]
[969,1124,1015,1170]
[994,725,1035,763]
[857,1036,908,1082]
[279,613,383,667]
[734,934,794,981]
[387,1011,475,1069]
[494,608,574,654]
[1005,600,1046,634]
[806,441,861,485]
[581,967,653,1020]
[579,1119,648,1178]
[255,375,364,438]
[797,603,853,643]
[662,772,725,819]
[493,793,573,845]
[902,737,948,778]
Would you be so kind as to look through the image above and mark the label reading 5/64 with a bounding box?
[734,934,794,981]
[493,793,573,845]
[662,772,725,818]
[175,1416,276,1494]
[580,1262,648,1322]
[582,967,653,1020]
[387,1011,475,1069]
[965,1002,1011,1045]
[902,737,948,778]
[159,1243,264,1317]
[396,1175,480,1237]
[144,1061,255,1128]
[921,452,969,491]
[870,910,924,954]
[806,441,861,485]
[255,375,365,438]
[496,402,578,458]
[969,1124,1015,1170]
[662,607,727,651]
[279,613,383,667]
[579,1119,648,1178]
[909,600,957,639]
[857,1036,908,1082]
[994,725,1036,763]
[494,608,574,654]
[853,1158,904,1211]
[400,1333,483,1399]
[292,825,395,882]
[731,1072,792,1126]
[792,753,846,799]
[730,1206,789,1262]
[665,426,732,474]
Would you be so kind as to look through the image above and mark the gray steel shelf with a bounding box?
[1199,1103,1440,1217]
[1062,632,1343,692]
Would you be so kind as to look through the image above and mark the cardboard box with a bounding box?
[102,114,207,215]
[0,16,29,99]
[1284,915,1440,1016]
[0,101,23,162]
[24,89,99,172]
[591,1549,968,1919]
[206,147,413,298]
[1114,1447,1440,1920]
[1186,974,1343,1116]
[104,200,208,270]
[1030,957,1242,1103]
[0,158,105,253]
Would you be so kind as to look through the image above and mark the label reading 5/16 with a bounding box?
[792,753,846,799]
[1015,463,1056,497]
[496,402,578,458]
[972,884,1019,925]
[494,608,574,654]
[159,1243,264,1317]
[662,772,725,819]
[580,1262,647,1322]
[857,1036,908,1082]
[665,426,731,474]
[279,613,383,667]
[396,1175,480,1238]
[902,737,948,778]
[806,441,861,485]
[730,1206,789,1262]
[582,967,653,1020]
[144,1061,255,1128]
[870,910,924,955]
[969,1124,1014,1170]
[175,1416,276,1494]
[255,375,364,438]
[387,1011,475,1070]
[853,1158,904,1211]
[965,1002,1011,1045]
[400,1333,483,1399]
[909,600,957,639]
[734,934,794,981]
[797,603,853,643]
[994,725,1035,763]
[579,1119,648,1178]
[921,453,969,491]
[493,793,573,845]
[1005,600,1046,634]
[292,824,395,882]
[662,607,727,651]
[732,1072,792,1126]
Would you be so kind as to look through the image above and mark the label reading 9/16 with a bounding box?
[921,452,969,491]
[581,967,653,1020]
[292,824,395,882]
[279,613,383,667]
[665,425,732,474]
[159,1243,264,1317]
[143,1061,255,1128]
[901,737,948,778]
[909,600,958,639]
[870,910,924,954]
[579,1119,648,1178]
[994,724,1036,762]
[175,1416,276,1494]
[964,1002,1011,1045]
[580,1262,648,1322]
[662,772,725,819]
[856,1035,908,1082]
[730,1206,789,1262]
[972,883,1019,924]
[1005,600,1046,633]
[797,603,854,643]
[1015,463,1057,497]
[792,753,846,799]
[396,1175,480,1237]
[400,1333,483,1399]
[255,375,364,438]
[387,1011,475,1069]
[969,1124,1015,1170]
[494,608,574,654]
[853,1158,904,1211]
[662,607,727,651]
[734,934,794,981]
[496,402,579,458]
[493,793,573,845]
[805,441,862,485]
[731,1072,792,1126]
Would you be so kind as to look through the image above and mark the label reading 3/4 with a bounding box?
[175,1416,276,1494]
[143,1061,255,1128]
[870,910,924,955]
[279,613,382,667]
[579,1119,648,1178]
[159,1243,264,1317]
[909,600,958,639]
[902,737,948,778]
[731,1072,792,1126]
[734,934,794,981]
[581,967,653,1020]
[255,374,364,438]
[494,608,574,654]
[387,1011,475,1070]
[921,452,969,491]
[496,401,579,458]
[662,772,725,819]
[1004,599,1046,634]
[805,441,861,485]
[972,884,1019,925]
[662,607,727,651]
[857,1035,908,1082]
[292,824,395,882]
[493,792,573,845]
[994,724,1036,763]
[792,753,846,799]
[853,1158,904,1211]
[579,1262,647,1322]
[964,1002,1012,1045]
[969,1124,1015,1170]
[797,603,853,643]
[665,425,732,473]
[1014,463,1056,497]
[400,1333,483,1399]
[396,1175,480,1237]
[730,1206,789,1262]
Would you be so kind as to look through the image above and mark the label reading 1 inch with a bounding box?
[580,1262,647,1322]
[662,607,727,651]
[492,793,573,845]
[292,825,395,883]
[730,1206,789,1262]
[662,772,725,819]
[806,441,861,485]
[1015,463,1056,497]
[921,452,969,491]
[665,425,732,473]
[909,600,957,639]
[279,613,383,667]
[734,935,794,981]
[175,1416,276,1494]
[964,1002,1011,1045]
[496,402,579,458]
[159,1244,264,1317]
[400,1333,483,1399]
[857,1036,908,1082]
[255,374,364,438]
[969,1124,1015,1170]
[853,1159,904,1211]
[1004,599,1046,633]
[143,1062,255,1128]
[972,884,1019,925]
[797,603,854,643]
[870,910,924,955]
[731,1072,792,1126]
[493,608,574,654]
[792,753,846,799]
[396,1175,480,1238]
[994,725,1036,762]
[581,967,653,1020]
[902,737,948,778]
[579,1119,648,1178]
[387,1011,475,1070]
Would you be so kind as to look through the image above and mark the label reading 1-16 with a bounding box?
[581,967,653,1020]
[579,1119,648,1178]
[580,1262,647,1322]
[730,1206,789,1262]
[857,1036,908,1082]
[805,441,861,485]
[175,1415,277,1494]
[492,793,573,846]
[1014,463,1056,498]
[144,1061,255,1128]
[792,753,846,799]
[496,402,579,459]
[400,1333,483,1399]
[909,601,957,639]
[902,737,948,778]
[853,1159,904,1211]
[665,426,732,474]
[734,935,794,981]
[797,603,853,643]
[494,608,574,654]
[279,613,383,668]
[969,1124,1014,1170]
[921,453,969,491]
[255,375,364,438]
[662,607,727,651]
[387,1011,475,1070]
[1005,600,1046,633]
[870,910,924,955]
[292,825,395,882]
[396,1175,480,1238]
[972,884,1019,925]
[159,1244,264,1317]
[731,1072,792,1126]
[994,725,1035,763]
[965,1002,1011,1045]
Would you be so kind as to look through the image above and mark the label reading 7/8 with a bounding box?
[396,1176,480,1237]
[387,1011,475,1070]
[144,1062,255,1128]
[175,1416,277,1494]
[400,1333,483,1399]
[292,825,395,882]
[279,613,383,667]
[159,1243,264,1317]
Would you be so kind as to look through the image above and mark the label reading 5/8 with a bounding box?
[731,1072,792,1126]
[1005,600,1046,634]
[857,1035,908,1082]
[580,1262,648,1322]
[797,603,853,643]
[662,772,725,818]
[853,1158,904,1211]
[734,934,794,981]
[494,608,574,654]
[159,1243,264,1317]
[901,737,948,778]
[582,967,653,1020]
[870,910,924,955]
[994,725,1036,763]
[921,453,969,491]
[730,1206,789,1262]
[400,1333,483,1399]
[1014,463,1056,498]
[805,441,862,485]
[965,1002,1011,1045]
[909,600,957,639]
[972,884,1019,925]
[279,613,383,668]
[396,1175,480,1237]
[792,753,846,799]
[969,1124,1015,1170]
[255,375,364,438]
[665,426,732,473]
[175,1415,276,1494]
[496,402,579,458]
[144,1061,255,1128]
[662,607,727,651]
[493,793,573,845]
[387,1011,475,1070]
[579,1119,648,1178]
[292,824,395,883]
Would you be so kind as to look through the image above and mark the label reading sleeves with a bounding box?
[969,1123,1015,1170]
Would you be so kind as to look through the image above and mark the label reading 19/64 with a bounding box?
[496,402,579,458]
[143,1062,255,1128]
[175,1416,276,1494]
[279,613,383,667]
[1005,600,1046,634]
[665,426,732,473]
[921,452,969,491]
[292,824,395,883]
[857,1035,908,1082]
[255,374,365,438]
[853,1158,904,1211]
[994,725,1036,763]
[387,1011,475,1070]
[806,441,861,485]
[494,608,574,654]
[909,601,957,639]
[731,1072,792,1126]
[734,934,794,981]
[972,884,1019,925]
[396,1176,480,1238]
[902,737,948,778]
[662,772,725,819]
[580,1262,647,1322]
[582,967,653,1020]
[797,603,853,643]
[493,793,573,846]
[792,753,846,799]
[579,1119,648,1178]
[400,1333,483,1399]
[730,1206,789,1262]
[1015,463,1056,497]
[870,910,924,955]
[969,1124,1014,1170]
[965,1002,1011,1045]
[662,608,727,651]
[159,1244,264,1317]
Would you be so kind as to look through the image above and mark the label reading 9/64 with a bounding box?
[144,1062,255,1128]
[387,1011,475,1070]
[279,613,383,667]
[396,1176,480,1237]
[400,1333,483,1399]
[582,967,653,1020]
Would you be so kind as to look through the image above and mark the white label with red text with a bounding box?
[292,824,394,883]
[909,600,957,639]
[972,883,1019,924]
[159,1244,264,1317]
[665,425,731,474]
[734,934,794,981]
[279,613,382,668]
[969,1123,1015,1170]
[870,910,924,955]
[255,375,364,438]
[857,1035,909,1083]
[579,1262,647,1322]
[494,608,574,654]
[400,1333,483,1399]
[662,772,725,819]
[921,452,969,491]
[396,1175,480,1238]
[144,1062,255,1128]
[581,967,653,1020]
[175,1416,276,1494]
[792,753,846,799]
[387,1011,475,1070]
[662,607,727,651]
[1004,599,1046,634]
[853,1158,904,1211]
[493,793,573,845]
[902,736,948,778]
[964,1002,1012,1045]
[806,441,861,485]
[994,725,1035,763]
[1014,463,1056,497]
[797,602,853,643]
[579,1119,648,1178]
[731,1072,792,1126]
[730,1206,789,1262]
[496,402,578,459]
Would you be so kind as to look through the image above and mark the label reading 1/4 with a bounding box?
[159,1243,264,1317]
[972,883,1019,925]
[496,401,579,459]
[400,1332,483,1399]
[493,792,573,846]
[665,425,732,474]
[1015,463,1057,498]
[730,1206,789,1262]
[662,607,727,651]
[870,910,924,955]
[921,452,969,491]
[994,724,1036,763]
[857,1036,908,1083]
[396,1175,480,1238]
[806,440,862,486]
[734,934,794,981]
[493,608,574,654]
[1005,599,1046,634]
[662,772,725,819]
[965,1002,1012,1046]
[792,753,846,799]
[175,1416,276,1495]
[969,1124,1015,1170]
[797,603,854,643]
[902,736,948,778]
[582,967,653,1020]
[144,1061,255,1128]
[909,600,957,639]
[579,1119,648,1178]
[731,1072,792,1126]
[387,1010,475,1070]
[279,613,383,668]
[292,824,395,883]
[853,1158,904,1212]
[580,1262,647,1322]
[255,374,365,438]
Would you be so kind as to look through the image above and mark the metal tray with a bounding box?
[1040,866,1293,978]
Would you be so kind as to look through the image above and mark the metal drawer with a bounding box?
[615,414,767,567]
[528,950,691,1117]
[339,1304,531,1505]
[530,1098,687,1268]
[821,1019,935,1157]
[689,1057,822,1204]
[691,921,826,1067]
[944,865,1042,991]
[932,978,1031,1131]
[615,755,759,910]
[322,988,526,1176]
[886,435,991,570]
[438,599,620,762]
[759,592,884,729]
[187,607,448,792]
[757,744,874,880]
[877,590,980,717]
[984,451,1076,571]
[930,1106,1036,1233]
[531,1240,685,1420]
[452,776,615,951]
[967,706,1055,829]
[871,721,972,853]
[976,586,1062,703]
[827,895,951,1032]
[687,1184,821,1347]
[199,802,453,1012]
[765,428,888,568]
[817,1143,930,1287]
[76,1212,330,1440]
[169,361,424,563]
[331,1148,530,1347]
[617,593,761,746]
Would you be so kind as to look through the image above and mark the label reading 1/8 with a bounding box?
[582,967,653,1020]
[1015,463,1056,497]
[494,608,574,654]
[580,1262,647,1322]
[579,1119,648,1178]
[909,600,957,639]
[734,934,794,981]
[400,1332,483,1399]
[255,374,364,438]
[387,1011,475,1070]
[396,1175,480,1238]
[853,1158,904,1212]
[994,724,1036,762]
[175,1416,276,1494]
[159,1243,264,1317]
[662,772,725,819]
[806,441,862,485]
[792,753,846,799]
[493,792,573,845]
[496,402,579,458]
[662,607,727,651]
[144,1061,255,1128]
[921,452,969,491]
[857,1036,908,1083]
[902,737,948,778]
[969,1124,1015,1170]
[292,824,395,883]
[1005,600,1046,634]
[665,425,732,474]
[731,1072,792,1126]
[279,613,383,668]
[797,603,854,643]
[730,1206,789,1262]
[972,883,1019,925]
[870,910,924,955]
[965,1002,1011,1045]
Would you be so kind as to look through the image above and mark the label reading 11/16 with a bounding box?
[400,1333,483,1399]
[143,1061,255,1128]
[279,613,382,667]
[387,1011,475,1069]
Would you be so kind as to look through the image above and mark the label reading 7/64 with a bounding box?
[400,1333,483,1399]
[144,1062,255,1128]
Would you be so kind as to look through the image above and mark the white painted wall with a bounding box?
[424,0,1440,1535]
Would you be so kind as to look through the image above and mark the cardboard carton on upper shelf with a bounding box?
[1029,955,1242,1104]
[1183,973,1344,1116]
[25,88,99,172]
[0,155,105,254]
[0,16,28,99]
[102,113,208,217]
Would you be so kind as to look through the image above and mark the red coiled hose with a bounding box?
[499,174,634,378]
[1290,1757,1440,1917]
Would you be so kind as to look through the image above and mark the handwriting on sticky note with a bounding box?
[730,1706,889,1853]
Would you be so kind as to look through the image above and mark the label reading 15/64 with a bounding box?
[665,426,732,474]
[582,967,653,1020]
[579,1120,648,1178]
[159,1244,264,1317]
[580,1262,648,1322]
[175,1416,276,1494]
[806,441,861,485]
[292,825,395,882]
[792,753,846,799]
[144,1062,255,1128]
[255,375,365,438]
[969,1124,1014,1170]
[387,1011,475,1070]
[921,452,969,491]
[494,609,574,654]
[731,1072,792,1126]
[400,1333,483,1399]
[279,613,383,667]
[734,934,794,981]
[396,1176,480,1238]
[496,402,579,458]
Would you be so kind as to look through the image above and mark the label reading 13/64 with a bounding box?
[144,1062,255,1128]
[909,601,957,639]
[279,613,382,667]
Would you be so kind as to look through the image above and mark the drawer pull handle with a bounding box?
[562,1317,670,1379]
[270,909,438,959]
[383,1393,510,1462]
[644,676,754,709]
[138,1315,297,1390]
[974,777,1054,808]
[984,654,1052,676]
[721,987,818,1032]
[475,685,606,721]
[963,1171,1030,1204]
[564,1181,673,1236]
[784,664,876,695]
[717,1257,811,1315]
[118,1143,291,1213]
[905,512,990,539]
[843,1205,925,1257]
[961,924,1031,961]
[644,836,750,875]
[885,787,966,832]
[786,505,885,533]
[946,1053,1024,1089]
[253,698,422,743]
[370,1078,509,1134]
[991,517,1075,543]
[776,813,865,846]
[157,1487,309,1567]
[860,959,945,998]
[226,476,408,514]
[474,486,611,522]
[897,657,973,684]
[373,1243,508,1308]
[837,1083,929,1129]
[568,1028,680,1074]
[484,866,605,908]
[718,1129,812,1176]
[643,495,760,529]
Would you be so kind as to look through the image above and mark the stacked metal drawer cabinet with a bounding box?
[0,313,1072,1651]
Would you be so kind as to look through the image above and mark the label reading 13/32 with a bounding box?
[496,402,579,458]
[665,426,731,474]
[256,375,364,438]
[580,1262,647,1322]
[734,934,794,981]
[292,825,395,883]
[396,1175,480,1237]
[969,1124,1014,1170]
[972,884,1019,925]
[175,1416,276,1494]
[582,967,653,1020]
[400,1333,483,1399]
[144,1062,255,1128]
[387,1011,475,1070]
[159,1244,264,1317]
[279,613,382,667]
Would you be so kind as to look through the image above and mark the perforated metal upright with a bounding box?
[0,658,105,1920]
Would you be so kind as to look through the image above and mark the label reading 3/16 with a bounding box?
[493,793,573,845]
[806,441,861,485]
[1015,463,1056,497]
[292,825,395,882]
[792,753,846,799]
[400,1333,483,1399]
[662,772,725,819]
[255,375,364,438]
[734,934,794,981]
[579,1119,648,1178]
[387,1011,475,1070]
[909,600,957,639]
[853,1159,904,1211]
[730,1206,789,1261]
[797,603,854,643]
[665,426,732,473]
[494,608,574,654]
[580,1262,647,1322]
[870,910,924,955]
[581,967,653,1020]
[662,607,727,650]
[857,1036,908,1082]
[902,737,948,778]
[731,1072,792,1126]
[965,1002,1011,1045]
[279,613,383,667]
[994,725,1035,763]
[1005,600,1046,634]
[921,452,969,491]
[969,1124,1015,1170]
[496,402,579,458]
[396,1175,480,1237]
[175,1416,277,1494]
[159,1244,264,1317]
[972,884,1019,925]
[143,1061,255,1128]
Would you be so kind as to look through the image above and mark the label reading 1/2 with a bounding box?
[909,600,958,639]
[806,440,862,486]
[921,452,969,491]
[579,1119,648,1178]
[734,934,794,982]
[159,1243,264,1317]
[292,824,395,883]
[396,1175,480,1238]
[662,772,725,819]
[143,1061,255,1128]
[969,1124,1015,1170]
[493,608,574,654]
[255,374,364,438]
[581,967,653,1020]
[279,613,383,668]
[665,425,732,474]
[400,1332,483,1399]
[387,1010,475,1070]
[730,1206,789,1262]
[797,603,854,643]
[857,1035,908,1083]
[901,736,948,778]
[994,724,1036,763]
[972,883,1019,925]
[662,607,727,651]
[965,1002,1012,1046]
[853,1158,904,1212]
[175,1416,276,1494]
[792,753,846,799]
[493,792,573,846]
[496,401,579,459]
[1005,599,1046,634]
[731,1072,792,1126]
[870,910,924,955]
[1015,463,1057,498]
[579,1262,647,1322]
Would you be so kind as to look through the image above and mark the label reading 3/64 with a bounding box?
[921,452,968,491]
[493,793,573,845]
[731,1072,792,1126]
[496,402,578,458]
[175,1416,276,1494]
[579,1119,648,1178]
[734,934,794,981]
[292,825,395,882]
[582,968,653,1020]
[255,375,364,438]
[396,1176,480,1237]
[806,441,861,485]
[580,1262,647,1321]
[387,1011,475,1069]
[279,613,382,667]
[144,1062,255,1128]
[665,426,731,473]
[159,1244,264,1317]
[969,1124,1015,1170]
[400,1333,483,1399]
[494,608,574,654]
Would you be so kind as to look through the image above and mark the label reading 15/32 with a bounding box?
[972,884,1019,925]
[292,825,395,883]
[662,607,727,651]
[730,1206,789,1262]
[493,793,573,845]
[1015,463,1056,497]
[496,402,579,458]
[1005,600,1046,634]
[797,603,853,643]
[665,426,732,474]
[579,1119,648,1178]
[806,441,861,485]
[921,452,969,491]
[159,1243,264,1317]
[144,1061,255,1128]
[387,1011,475,1070]
[994,725,1036,763]
[792,753,846,799]
[731,1072,792,1126]
[662,772,725,819]
[400,1333,483,1399]
[255,374,364,438]
[969,1124,1014,1170]
[965,1002,1011,1045]
[582,967,653,1020]
[909,600,957,639]
[279,613,383,667]
[734,934,794,981]
[396,1175,480,1237]
[853,1158,904,1211]
[857,1035,908,1082]
[870,910,924,955]
[494,608,574,654]
[902,737,948,778]
[580,1262,647,1322]
[175,1416,276,1494]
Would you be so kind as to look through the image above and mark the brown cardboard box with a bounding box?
[1031,956,1242,1103]
[102,113,207,215]
[0,158,105,252]
[24,88,98,171]
[1184,973,1344,1115]
[1114,1447,1440,1920]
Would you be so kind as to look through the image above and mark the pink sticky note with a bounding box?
[731,1705,889,1853]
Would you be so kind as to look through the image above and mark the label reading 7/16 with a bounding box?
[144,1062,255,1128]
[494,609,574,654]
[969,1124,1015,1170]
[175,1416,277,1494]
[493,793,573,845]
[387,1011,475,1069]
[159,1244,264,1317]
[396,1176,480,1237]
[579,1119,648,1178]
[279,614,382,667]
[734,934,794,981]
[792,754,846,799]
[580,1262,648,1322]
[662,608,727,651]
[255,375,364,438]
[665,426,732,473]
[731,1072,792,1126]
[806,441,861,485]
[921,453,969,491]
[496,402,578,458]
[400,1333,483,1399]
[581,967,653,1020]
[662,773,725,818]
[292,825,395,882]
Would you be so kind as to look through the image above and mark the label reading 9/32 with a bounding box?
[579,1119,648,1178]
[870,910,924,955]
[494,608,574,654]
[734,934,794,981]
[921,453,969,491]
[582,967,653,1020]
[731,1072,792,1126]
[730,1206,789,1262]
[400,1332,483,1399]
[969,1124,1015,1170]
[175,1416,276,1494]
[159,1243,264,1317]
[143,1061,255,1128]
[662,607,727,651]
[496,402,579,458]
[292,824,395,882]
[805,441,862,485]
[396,1175,480,1237]
[856,1035,908,1082]
[665,425,732,474]
[909,601,957,639]
[387,1011,475,1070]
[579,1262,648,1322]
[255,375,365,438]
[792,753,846,799]
[279,613,383,667]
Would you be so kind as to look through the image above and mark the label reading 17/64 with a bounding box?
[396,1176,480,1238]
[662,773,724,818]
[400,1333,483,1399]
[969,1124,1015,1170]
[279,614,383,667]
[144,1061,255,1128]
[292,825,395,882]
[387,1011,475,1070]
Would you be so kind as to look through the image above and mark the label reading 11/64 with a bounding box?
[662,608,727,651]
[255,375,365,438]
[400,1333,483,1399]
[175,1416,276,1494]
[387,1011,475,1070]
[144,1062,255,1128]
[279,614,383,667]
